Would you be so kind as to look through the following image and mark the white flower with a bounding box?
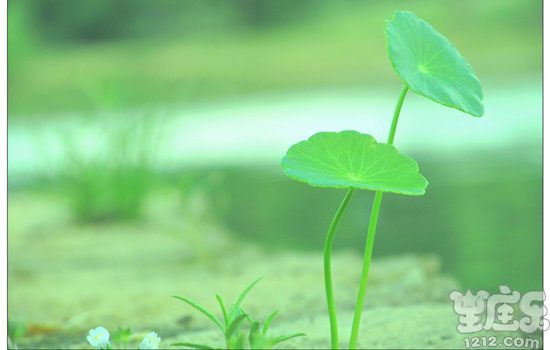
[139,331,161,350]
[87,326,110,349]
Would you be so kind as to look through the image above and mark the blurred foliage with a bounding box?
[19,0,322,42]
[8,319,27,341]
[8,0,541,116]
[111,327,132,348]
[8,319,27,349]
[179,171,230,223]
[61,120,157,223]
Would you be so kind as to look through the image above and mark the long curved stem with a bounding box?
[324,187,355,349]
[349,85,408,349]
[387,85,409,144]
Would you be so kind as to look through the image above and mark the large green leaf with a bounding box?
[281,131,428,195]
[386,10,484,117]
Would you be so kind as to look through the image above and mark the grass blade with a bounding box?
[248,321,261,347]
[173,296,224,332]
[215,294,228,328]
[235,277,263,308]
[172,342,216,349]
[262,310,279,334]
[272,333,306,345]
[227,305,246,324]
[225,313,248,341]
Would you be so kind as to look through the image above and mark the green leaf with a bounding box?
[386,10,484,117]
[262,310,279,334]
[172,342,216,349]
[272,333,306,345]
[225,314,249,341]
[227,334,247,350]
[248,321,261,347]
[235,277,262,308]
[215,294,229,328]
[227,305,246,326]
[111,326,132,345]
[173,296,224,332]
[281,131,428,195]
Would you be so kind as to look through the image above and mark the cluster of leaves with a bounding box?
[173,278,305,349]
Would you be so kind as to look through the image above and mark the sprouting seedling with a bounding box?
[111,327,132,349]
[247,311,306,349]
[172,277,303,349]
[281,10,483,350]
[172,278,261,350]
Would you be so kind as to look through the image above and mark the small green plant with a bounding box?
[281,10,483,349]
[111,327,133,349]
[247,311,305,350]
[62,119,157,223]
[173,278,305,349]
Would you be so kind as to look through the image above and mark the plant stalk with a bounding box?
[324,187,355,349]
[387,86,409,145]
[348,85,408,349]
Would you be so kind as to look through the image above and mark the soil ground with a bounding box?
[8,191,541,349]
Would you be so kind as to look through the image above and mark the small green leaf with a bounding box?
[243,312,254,324]
[248,321,261,347]
[227,305,246,325]
[173,296,224,332]
[225,314,248,341]
[235,277,263,308]
[262,310,279,334]
[111,326,132,345]
[227,334,247,350]
[386,10,484,117]
[172,342,216,349]
[215,294,229,328]
[272,333,306,345]
[281,131,428,195]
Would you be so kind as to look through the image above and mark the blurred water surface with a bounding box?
[8,77,541,181]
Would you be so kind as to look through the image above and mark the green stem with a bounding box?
[348,85,408,349]
[387,85,409,145]
[324,187,355,349]
[348,191,383,349]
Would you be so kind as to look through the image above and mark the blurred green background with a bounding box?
[8,0,542,346]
